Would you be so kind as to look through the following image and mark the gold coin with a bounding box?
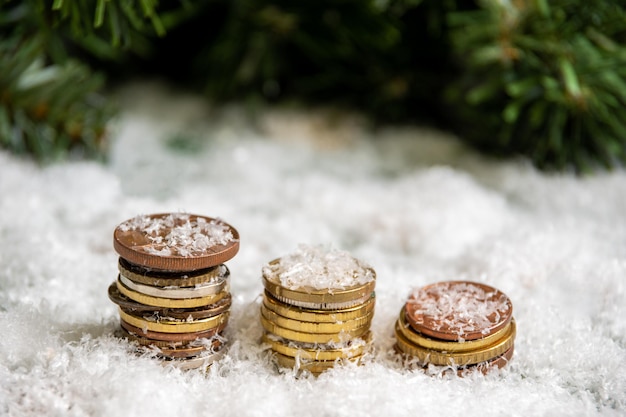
[260,314,369,344]
[268,290,375,310]
[116,278,227,308]
[262,259,376,310]
[118,258,229,287]
[394,319,516,366]
[261,332,371,361]
[394,344,515,375]
[396,308,512,352]
[121,319,226,342]
[263,291,375,323]
[118,326,225,356]
[260,304,372,334]
[273,351,362,374]
[118,274,229,299]
[119,308,229,334]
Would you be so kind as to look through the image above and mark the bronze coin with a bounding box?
[113,213,240,271]
[405,281,513,341]
[118,326,225,357]
[120,319,227,342]
[108,282,232,319]
[157,340,225,359]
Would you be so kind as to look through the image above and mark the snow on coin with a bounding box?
[262,244,375,291]
[113,212,240,271]
[405,281,513,341]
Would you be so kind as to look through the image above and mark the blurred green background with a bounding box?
[1,0,625,172]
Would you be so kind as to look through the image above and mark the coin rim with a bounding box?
[263,291,375,323]
[116,278,228,308]
[260,314,370,344]
[162,347,227,370]
[118,258,229,287]
[113,213,240,271]
[118,273,229,299]
[109,282,232,319]
[268,290,375,310]
[120,319,227,342]
[262,332,371,360]
[394,318,516,366]
[273,351,362,373]
[119,308,229,334]
[397,307,512,352]
[394,344,515,375]
[260,304,373,334]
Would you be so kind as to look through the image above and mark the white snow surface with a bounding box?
[0,82,625,416]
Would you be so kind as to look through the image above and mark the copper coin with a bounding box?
[120,319,227,342]
[108,282,232,319]
[405,281,513,341]
[158,340,225,359]
[119,326,225,357]
[113,213,240,271]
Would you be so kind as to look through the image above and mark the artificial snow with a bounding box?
[0,82,625,416]
[407,281,511,337]
[262,244,375,290]
[119,213,235,257]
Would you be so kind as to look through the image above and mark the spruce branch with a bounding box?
[445,0,626,171]
[0,34,111,161]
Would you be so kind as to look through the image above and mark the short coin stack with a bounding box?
[260,245,376,374]
[108,212,239,370]
[395,280,515,374]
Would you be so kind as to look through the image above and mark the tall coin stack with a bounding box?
[260,245,376,375]
[107,213,240,370]
[394,280,516,374]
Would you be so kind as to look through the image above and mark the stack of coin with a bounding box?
[107,212,239,370]
[394,280,516,374]
[260,245,376,374]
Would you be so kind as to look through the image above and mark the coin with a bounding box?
[262,259,375,310]
[263,291,375,323]
[116,278,228,308]
[113,213,240,271]
[396,308,512,353]
[118,257,229,287]
[405,281,513,341]
[268,290,375,310]
[162,347,226,370]
[394,318,516,366]
[260,314,370,344]
[119,308,229,334]
[109,283,232,319]
[273,351,362,374]
[393,344,515,375]
[261,332,371,361]
[120,319,227,342]
[118,273,229,299]
[120,327,225,358]
[260,304,373,334]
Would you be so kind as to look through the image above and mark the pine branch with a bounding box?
[0,34,111,161]
[445,0,626,172]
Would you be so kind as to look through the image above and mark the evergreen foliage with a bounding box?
[0,0,187,160]
[445,0,626,171]
[1,0,626,171]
